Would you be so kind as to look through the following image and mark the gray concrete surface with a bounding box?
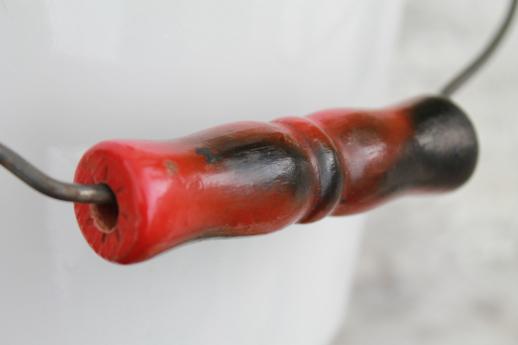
[335,1,518,344]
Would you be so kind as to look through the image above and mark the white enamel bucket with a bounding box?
[0,1,403,344]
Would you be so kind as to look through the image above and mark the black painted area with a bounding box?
[382,96,478,194]
[278,118,344,222]
[306,141,343,218]
[198,133,313,202]
[195,147,221,164]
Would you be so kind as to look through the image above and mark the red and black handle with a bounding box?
[74,96,478,264]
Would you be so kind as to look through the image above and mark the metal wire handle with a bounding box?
[440,0,517,96]
[0,143,115,204]
[1,0,516,204]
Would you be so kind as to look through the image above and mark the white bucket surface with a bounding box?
[0,1,403,344]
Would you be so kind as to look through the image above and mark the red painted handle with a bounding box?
[74,96,478,263]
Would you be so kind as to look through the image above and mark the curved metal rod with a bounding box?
[440,0,517,96]
[0,143,115,204]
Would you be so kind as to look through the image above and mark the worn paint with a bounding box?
[74,96,478,264]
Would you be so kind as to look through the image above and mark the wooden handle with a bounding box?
[74,96,478,263]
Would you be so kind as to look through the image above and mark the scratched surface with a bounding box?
[335,1,518,344]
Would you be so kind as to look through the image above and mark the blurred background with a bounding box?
[1,0,517,344]
[337,1,518,344]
